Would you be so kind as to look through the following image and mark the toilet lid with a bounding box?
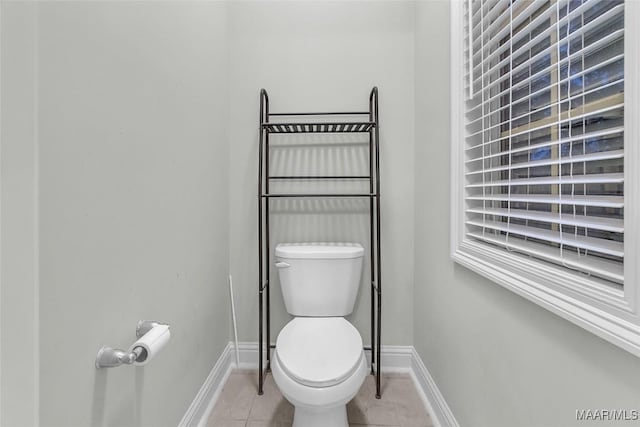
[276,317,363,388]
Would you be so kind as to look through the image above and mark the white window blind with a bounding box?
[463,0,625,286]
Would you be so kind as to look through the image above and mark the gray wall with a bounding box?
[2,2,231,426]
[413,2,640,426]
[1,3,40,426]
[227,1,416,346]
[0,2,419,426]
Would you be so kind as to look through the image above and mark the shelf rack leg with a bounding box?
[369,122,376,376]
[373,87,382,400]
[258,89,269,395]
[258,182,264,394]
[265,123,271,373]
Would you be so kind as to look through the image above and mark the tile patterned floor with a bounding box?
[207,370,434,427]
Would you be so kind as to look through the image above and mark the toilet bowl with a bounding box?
[272,243,366,427]
[271,317,367,427]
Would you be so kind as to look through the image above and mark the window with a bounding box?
[450,0,640,355]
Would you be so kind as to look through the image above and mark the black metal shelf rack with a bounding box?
[257,87,382,399]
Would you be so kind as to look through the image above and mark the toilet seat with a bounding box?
[276,317,363,388]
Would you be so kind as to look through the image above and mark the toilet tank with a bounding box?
[275,243,364,317]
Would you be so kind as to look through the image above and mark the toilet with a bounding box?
[271,242,367,427]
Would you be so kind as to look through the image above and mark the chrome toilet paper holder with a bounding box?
[95,320,169,369]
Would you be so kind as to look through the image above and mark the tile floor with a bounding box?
[207,370,434,427]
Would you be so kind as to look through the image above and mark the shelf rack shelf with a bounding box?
[262,122,375,134]
[257,87,382,399]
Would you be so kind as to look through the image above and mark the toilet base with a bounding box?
[292,404,348,427]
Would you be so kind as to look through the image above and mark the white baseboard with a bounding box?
[233,342,414,373]
[409,348,460,427]
[365,344,413,372]
[180,342,458,427]
[233,341,268,370]
[177,342,234,427]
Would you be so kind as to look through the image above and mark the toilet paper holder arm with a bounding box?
[95,346,144,368]
[95,320,168,369]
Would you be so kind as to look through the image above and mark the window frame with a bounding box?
[450,0,640,356]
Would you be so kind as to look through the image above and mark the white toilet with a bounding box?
[271,242,367,427]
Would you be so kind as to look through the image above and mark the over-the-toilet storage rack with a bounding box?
[257,87,382,398]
